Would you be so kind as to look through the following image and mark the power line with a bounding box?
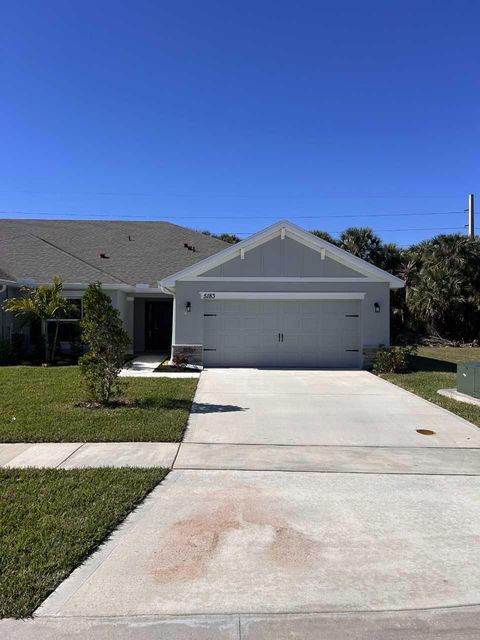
[0,209,465,220]
[0,190,464,198]
[231,226,465,236]
[0,210,466,237]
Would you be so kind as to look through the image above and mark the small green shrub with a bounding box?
[79,283,131,403]
[373,345,417,374]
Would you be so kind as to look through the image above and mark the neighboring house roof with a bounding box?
[161,219,405,289]
[0,219,228,288]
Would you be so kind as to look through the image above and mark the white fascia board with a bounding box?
[17,281,137,291]
[199,291,366,300]
[160,219,405,289]
[20,281,171,293]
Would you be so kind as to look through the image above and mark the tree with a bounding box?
[377,241,402,274]
[406,234,480,340]
[79,283,131,403]
[215,233,241,244]
[2,276,73,363]
[201,230,241,244]
[339,227,384,263]
[310,230,340,246]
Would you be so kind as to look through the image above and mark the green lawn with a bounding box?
[382,346,480,427]
[0,467,167,618]
[0,366,197,442]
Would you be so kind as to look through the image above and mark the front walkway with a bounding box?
[119,354,201,378]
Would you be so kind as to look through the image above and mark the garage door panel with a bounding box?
[260,315,278,331]
[202,300,361,368]
[343,334,360,351]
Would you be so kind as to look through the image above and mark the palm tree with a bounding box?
[310,230,340,246]
[2,276,73,363]
[339,227,384,264]
[406,234,480,339]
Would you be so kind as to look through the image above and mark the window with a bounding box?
[47,298,83,345]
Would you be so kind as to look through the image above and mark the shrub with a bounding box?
[373,345,417,374]
[172,353,189,368]
[79,283,131,404]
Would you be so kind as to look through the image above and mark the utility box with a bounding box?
[457,362,480,399]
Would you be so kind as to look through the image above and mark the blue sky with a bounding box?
[1,1,478,246]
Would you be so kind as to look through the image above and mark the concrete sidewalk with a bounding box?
[5,440,480,474]
[0,442,179,468]
[3,606,480,639]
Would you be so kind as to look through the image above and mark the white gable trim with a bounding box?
[199,291,366,300]
[161,220,404,289]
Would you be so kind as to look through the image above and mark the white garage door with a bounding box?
[203,300,361,368]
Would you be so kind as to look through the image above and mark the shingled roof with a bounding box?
[0,219,228,287]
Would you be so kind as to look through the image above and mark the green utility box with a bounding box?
[457,362,480,399]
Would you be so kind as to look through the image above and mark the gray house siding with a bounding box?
[202,236,366,278]
[172,280,390,366]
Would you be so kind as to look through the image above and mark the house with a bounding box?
[0,218,403,368]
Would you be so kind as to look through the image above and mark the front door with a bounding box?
[145,300,173,351]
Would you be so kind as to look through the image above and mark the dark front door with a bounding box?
[145,300,173,351]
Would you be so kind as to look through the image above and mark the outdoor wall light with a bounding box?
[374,302,381,313]
[185,301,192,313]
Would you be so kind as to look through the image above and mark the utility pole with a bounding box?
[468,193,475,239]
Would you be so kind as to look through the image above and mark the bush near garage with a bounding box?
[373,345,417,374]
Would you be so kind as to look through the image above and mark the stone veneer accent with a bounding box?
[362,346,381,370]
[171,344,203,366]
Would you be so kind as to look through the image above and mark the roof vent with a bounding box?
[100,253,110,259]
[184,243,196,252]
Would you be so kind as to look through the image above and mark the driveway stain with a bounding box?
[148,486,320,583]
[269,525,322,565]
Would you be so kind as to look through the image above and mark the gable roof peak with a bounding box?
[161,218,404,289]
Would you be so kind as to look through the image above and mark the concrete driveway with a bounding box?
[32,369,480,638]
[183,368,480,448]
